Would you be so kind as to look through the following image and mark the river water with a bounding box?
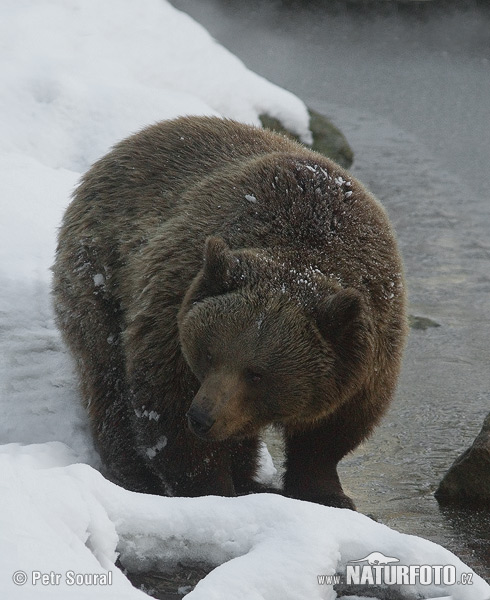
[172,0,490,581]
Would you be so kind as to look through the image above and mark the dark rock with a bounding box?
[259,108,354,169]
[335,581,412,599]
[122,563,214,599]
[408,314,441,330]
[435,412,490,506]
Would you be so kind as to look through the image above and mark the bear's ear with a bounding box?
[316,288,372,350]
[184,236,240,306]
[315,288,374,388]
[203,236,233,288]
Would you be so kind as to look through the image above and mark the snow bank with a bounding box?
[1,445,488,600]
[0,0,310,178]
[0,1,488,599]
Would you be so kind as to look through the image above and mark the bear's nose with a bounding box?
[186,405,215,436]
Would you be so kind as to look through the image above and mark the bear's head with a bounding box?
[178,237,374,441]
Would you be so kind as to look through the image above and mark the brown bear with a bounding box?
[52,116,407,509]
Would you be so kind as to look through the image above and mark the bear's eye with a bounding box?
[245,368,263,384]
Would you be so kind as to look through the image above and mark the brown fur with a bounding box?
[52,116,407,508]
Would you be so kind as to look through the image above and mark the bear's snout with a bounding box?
[186,372,254,441]
[186,404,216,438]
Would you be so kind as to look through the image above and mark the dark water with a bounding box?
[171,0,490,582]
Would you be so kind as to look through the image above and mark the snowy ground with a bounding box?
[0,1,488,599]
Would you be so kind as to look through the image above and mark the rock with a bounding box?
[334,582,411,600]
[408,314,441,330]
[259,108,354,169]
[122,562,213,599]
[435,412,490,506]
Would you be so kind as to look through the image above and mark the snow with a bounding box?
[3,445,489,600]
[0,1,488,599]
[145,436,168,460]
[255,440,277,485]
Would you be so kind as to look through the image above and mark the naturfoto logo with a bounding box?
[317,551,474,588]
[349,551,399,566]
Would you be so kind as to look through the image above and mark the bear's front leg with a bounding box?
[130,405,238,497]
[124,301,239,498]
[283,424,356,510]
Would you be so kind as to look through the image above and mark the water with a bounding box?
[171,0,490,581]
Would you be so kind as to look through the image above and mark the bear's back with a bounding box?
[68,117,388,252]
[74,117,299,219]
[62,117,308,261]
[62,117,404,324]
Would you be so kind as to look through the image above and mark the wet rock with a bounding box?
[435,412,490,506]
[122,562,213,599]
[335,581,411,599]
[259,108,354,169]
[408,314,441,330]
